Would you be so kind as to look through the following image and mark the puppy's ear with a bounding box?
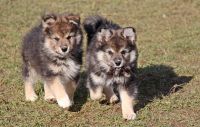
[122,27,136,44]
[97,28,113,42]
[66,14,80,25]
[42,14,57,28]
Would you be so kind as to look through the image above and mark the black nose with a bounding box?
[61,47,68,53]
[115,61,121,66]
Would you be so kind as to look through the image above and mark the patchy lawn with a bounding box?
[0,0,200,126]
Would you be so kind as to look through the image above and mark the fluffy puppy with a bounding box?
[22,13,83,108]
[84,15,138,120]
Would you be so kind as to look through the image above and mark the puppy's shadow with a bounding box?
[135,64,193,111]
[69,65,193,112]
[69,71,89,112]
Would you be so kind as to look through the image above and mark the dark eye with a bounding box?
[67,36,71,40]
[54,37,59,41]
[121,50,126,55]
[108,50,113,55]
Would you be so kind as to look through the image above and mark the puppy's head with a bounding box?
[42,13,81,57]
[96,27,137,71]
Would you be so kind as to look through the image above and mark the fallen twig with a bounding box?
[168,84,184,95]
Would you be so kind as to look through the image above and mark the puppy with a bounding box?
[84,15,138,120]
[22,13,83,108]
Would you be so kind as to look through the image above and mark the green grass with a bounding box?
[0,0,200,126]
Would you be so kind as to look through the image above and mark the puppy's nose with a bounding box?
[61,46,68,53]
[115,61,121,66]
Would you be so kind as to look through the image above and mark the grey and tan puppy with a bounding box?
[84,15,138,120]
[22,13,83,108]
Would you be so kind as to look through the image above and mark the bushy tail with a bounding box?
[83,15,107,43]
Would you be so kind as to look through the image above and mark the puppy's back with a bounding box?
[22,24,43,64]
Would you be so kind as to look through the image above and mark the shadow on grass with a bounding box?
[69,71,89,112]
[134,64,193,112]
[68,65,193,112]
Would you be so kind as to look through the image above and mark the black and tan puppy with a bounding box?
[22,13,83,108]
[84,15,138,120]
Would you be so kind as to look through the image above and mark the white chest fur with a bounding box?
[48,58,81,82]
[90,72,128,86]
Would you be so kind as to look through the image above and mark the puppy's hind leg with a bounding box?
[44,82,56,103]
[103,86,118,104]
[22,62,38,101]
[87,80,103,101]
[65,81,77,105]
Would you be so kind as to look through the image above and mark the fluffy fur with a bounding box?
[22,13,83,108]
[84,15,138,120]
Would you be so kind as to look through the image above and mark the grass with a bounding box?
[0,0,200,126]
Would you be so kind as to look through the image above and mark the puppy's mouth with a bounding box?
[107,67,122,76]
[114,67,122,75]
[56,51,64,55]
[114,67,121,70]
[107,66,132,78]
[55,51,68,59]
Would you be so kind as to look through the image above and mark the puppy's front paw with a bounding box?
[123,112,136,120]
[108,94,119,104]
[57,97,72,108]
[26,94,38,101]
[90,94,102,101]
[90,91,103,101]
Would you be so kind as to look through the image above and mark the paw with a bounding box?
[108,95,119,103]
[26,94,38,101]
[46,98,57,103]
[45,95,56,103]
[90,94,102,101]
[90,91,102,101]
[57,96,73,108]
[123,112,136,120]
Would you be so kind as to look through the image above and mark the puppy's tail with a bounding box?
[83,15,108,43]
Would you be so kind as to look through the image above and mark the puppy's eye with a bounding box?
[121,50,126,55]
[54,37,59,41]
[108,50,113,55]
[67,36,71,40]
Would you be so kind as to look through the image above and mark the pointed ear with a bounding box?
[97,29,113,42]
[122,27,136,44]
[66,14,80,25]
[42,14,57,28]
